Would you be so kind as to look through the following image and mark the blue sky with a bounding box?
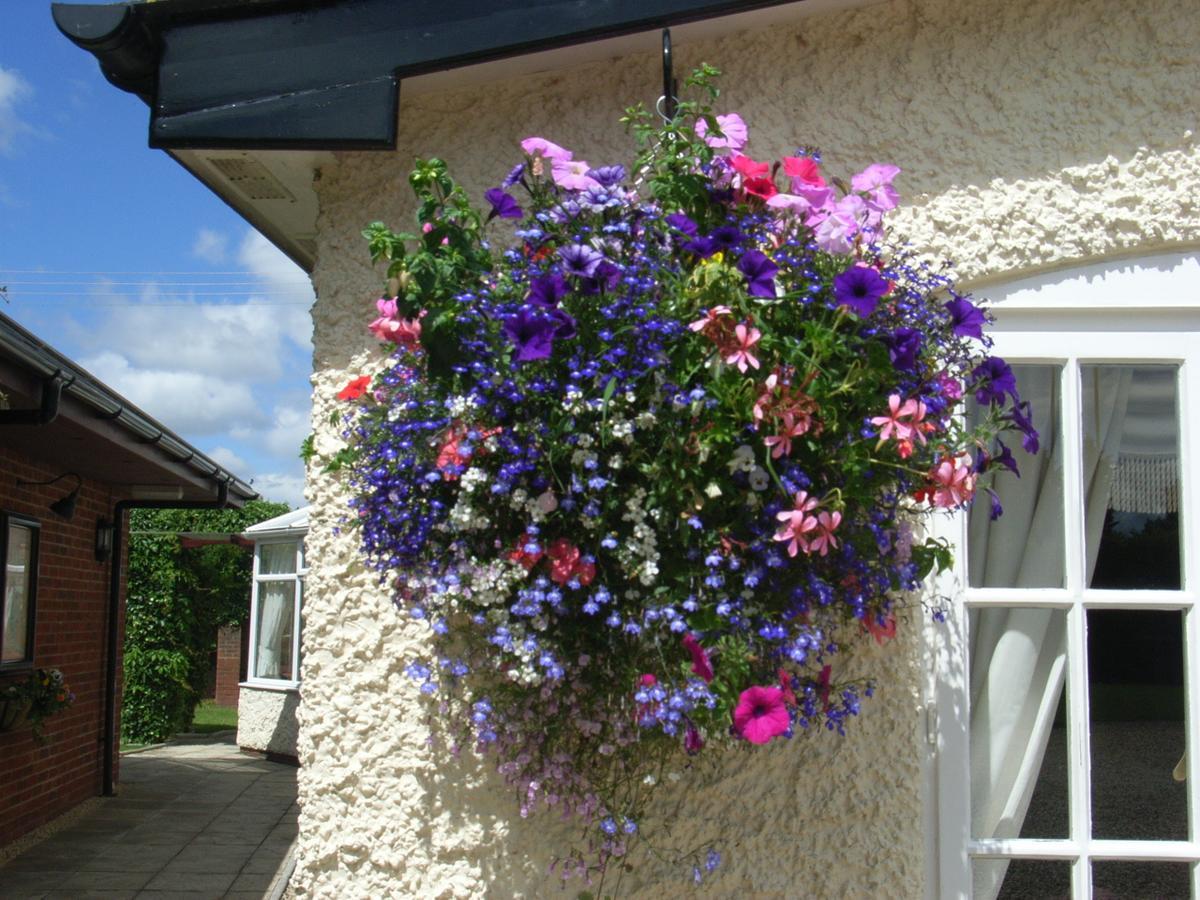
[0,4,313,508]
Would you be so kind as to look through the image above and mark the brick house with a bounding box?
[0,310,256,848]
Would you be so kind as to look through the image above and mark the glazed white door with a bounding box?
[928,253,1200,899]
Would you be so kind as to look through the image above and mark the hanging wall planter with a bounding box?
[0,696,33,732]
[323,66,1039,885]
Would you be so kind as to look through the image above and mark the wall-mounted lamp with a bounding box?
[15,471,82,520]
[95,517,114,563]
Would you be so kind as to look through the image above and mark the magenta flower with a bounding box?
[684,721,705,755]
[681,634,714,683]
[733,686,790,745]
[551,158,601,192]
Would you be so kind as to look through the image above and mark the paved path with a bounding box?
[0,734,297,899]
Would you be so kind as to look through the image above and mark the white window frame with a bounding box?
[926,252,1200,899]
[244,536,306,690]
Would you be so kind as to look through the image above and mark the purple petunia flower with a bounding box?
[548,307,577,340]
[945,296,987,339]
[484,187,523,220]
[502,163,526,188]
[972,356,1019,406]
[737,250,779,299]
[883,327,923,373]
[503,309,558,362]
[581,260,623,296]
[666,212,698,237]
[527,273,567,308]
[833,264,889,318]
[1007,400,1040,454]
[559,243,604,279]
[986,487,1004,520]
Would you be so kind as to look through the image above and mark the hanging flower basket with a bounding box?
[328,66,1037,882]
[0,669,75,739]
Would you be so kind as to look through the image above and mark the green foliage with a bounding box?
[121,500,289,744]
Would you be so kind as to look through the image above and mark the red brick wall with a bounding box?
[0,445,125,848]
[214,625,242,707]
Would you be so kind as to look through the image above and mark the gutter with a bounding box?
[102,486,237,797]
[0,312,256,502]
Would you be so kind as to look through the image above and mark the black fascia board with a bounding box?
[54,0,797,151]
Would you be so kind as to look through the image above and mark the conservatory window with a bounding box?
[247,539,305,685]
[929,253,1200,899]
[1,514,38,668]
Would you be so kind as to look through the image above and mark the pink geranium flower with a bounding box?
[807,510,842,557]
[916,453,978,508]
[368,298,424,349]
[763,412,809,459]
[733,685,790,744]
[774,490,819,557]
[870,394,924,447]
[681,633,714,683]
[724,322,761,373]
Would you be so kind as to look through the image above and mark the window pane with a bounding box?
[970,607,1068,840]
[974,858,1072,899]
[968,365,1064,588]
[1082,365,1180,590]
[254,581,296,680]
[259,541,297,575]
[1088,609,1186,841]
[1092,861,1190,898]
[3,524,33,664]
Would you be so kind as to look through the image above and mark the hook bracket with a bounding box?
[660,28,677,122]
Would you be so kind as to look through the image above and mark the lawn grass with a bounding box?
[189,700,238,733]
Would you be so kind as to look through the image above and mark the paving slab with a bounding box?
[0,734,296,900]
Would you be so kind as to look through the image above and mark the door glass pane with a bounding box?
[1088,609,1186,841]
[975,858,1072,899]
[1092,861,1190,898]
[970,607,1068,840]
[1082,365,1180,589]
[259,541,298,575]
[254,581,296,680]
[3,523,33,664]
[969,365,1064,588]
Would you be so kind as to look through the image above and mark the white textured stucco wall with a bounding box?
[296,0,1200,895]
[237,686,300,759]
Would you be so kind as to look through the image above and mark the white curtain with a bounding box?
[968,367,1132,900]
[255,582,293,679]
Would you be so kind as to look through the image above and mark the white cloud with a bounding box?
[0,66,33,154]
[206,445,249,473]
[80,351,267,437]
[248,471,307,509]
[192,228,229,264]
[85,290,311,381]
[232,400,311,462]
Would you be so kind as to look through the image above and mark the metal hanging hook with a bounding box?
[659,28,678,122]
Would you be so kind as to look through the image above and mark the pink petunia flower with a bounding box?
[724,322,761,373]
[550,158,601,192]
[682,633,714,683]
[774,490,819,557]
[732,685,790,745]
[694,113,748,153]
[520,137,573,162]
[851,163,901,213]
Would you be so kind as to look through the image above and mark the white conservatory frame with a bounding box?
[926,251,1200,899]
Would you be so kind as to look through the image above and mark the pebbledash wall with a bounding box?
[296,0,1200,895]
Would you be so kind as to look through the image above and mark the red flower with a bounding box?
[865,613,897,645]
[508,533,544,571]
[730,154,778,201]
[782,155,826,188]
[337,375,371,401]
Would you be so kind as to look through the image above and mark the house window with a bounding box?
[1,513,38,668]
[930,254,1200,898]
[247,539,305,685]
